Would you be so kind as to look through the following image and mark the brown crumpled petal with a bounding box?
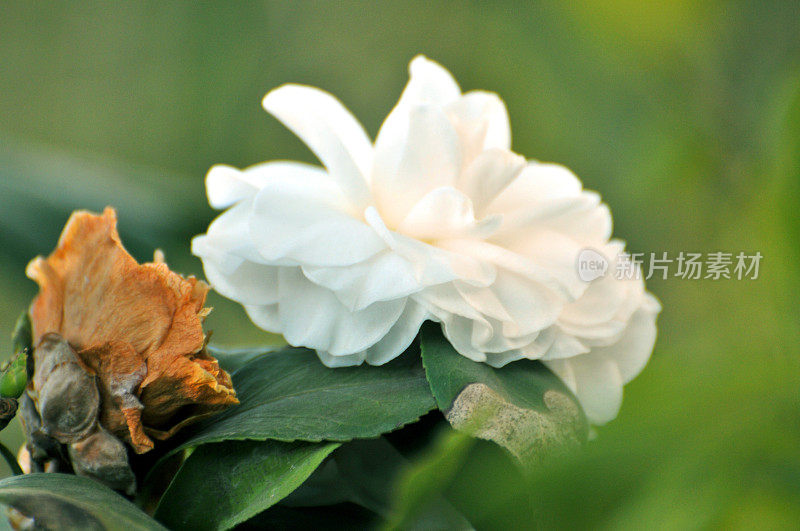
[78,341,150,453]
[26,207,238,453]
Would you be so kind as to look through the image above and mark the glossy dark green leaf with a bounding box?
[155,440,338,531]
[420,323,588,464]
[205,344,279,375]
[0,473,165,530]
[283,437,472,528]
[176,346,436,449]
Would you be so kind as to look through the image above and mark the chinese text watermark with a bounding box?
[577,249,762,282]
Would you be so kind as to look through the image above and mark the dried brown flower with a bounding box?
[25,207,237,455]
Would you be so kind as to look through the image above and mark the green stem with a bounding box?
[0,442,23,476]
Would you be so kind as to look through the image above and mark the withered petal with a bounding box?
[78,341,152,454]
[27,208,171,353]
[26,208,237,453]
[140,351,238,430]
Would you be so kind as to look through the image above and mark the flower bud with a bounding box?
[0,353,27,400]
[0,311,31,400]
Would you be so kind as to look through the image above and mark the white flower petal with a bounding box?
[366,207,495,288]
[244,303,281,331]
[372,105,462,227]
[487,161,583,216]
[445,90,511,155]
[434,314,488,363]
[202,259,279,306]
[558,245,646,343]
[248,170,386,267]
[401,55,461,108]
[457,148,526,214]
[489,270,563,336]
[454,283,513,323]
[558,277,638,339]
[206,165,257,210]
[206,161,322,209]
[545,355,623,425]
[484,349,524,367]
[497,195,612,247]
[591,294,660,383]
[439,238,579,300]
[415,283,488,323]
[543,291,659,424]
[262,84,373,208]
[316,349,367,368]
[518,326,557,360]
[397,187,501,241]
[364,300,430,365]
[191,200,265,271]
[480,326,556,367]
[475,318,540,354]
[491,228,590,301]
[542,331,591,360]
[390,232,497,288]
[302,250,421,311]
[277,268,405,356]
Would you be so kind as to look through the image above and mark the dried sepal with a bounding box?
[29,334,99,444]
[77,342,150,453]
[68,427,136,495]
[18,392,70,473]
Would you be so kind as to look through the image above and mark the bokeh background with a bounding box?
[1,1,798,528]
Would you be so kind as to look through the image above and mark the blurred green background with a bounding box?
[0,1,798,528]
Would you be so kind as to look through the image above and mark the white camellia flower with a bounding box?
[192,55,660,424]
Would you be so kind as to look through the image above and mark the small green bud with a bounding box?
[0,309,32,400]
[0,351,27,399]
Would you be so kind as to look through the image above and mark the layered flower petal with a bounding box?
[373,105,463,227]
[445,90,512,157]
[262,84,373,209]
[276,268,406,356]
[194,56,660,425]
[247,167,386,267]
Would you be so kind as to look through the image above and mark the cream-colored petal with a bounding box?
[262,84,373,209]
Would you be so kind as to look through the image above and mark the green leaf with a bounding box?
[0,442,22,476]
[420,323,588,465]
[175,346,436,449]
[284,437,472,528]
[155,440,338,531]
[205,344,280,375]
[0,473,165,530]
[385,427,477,530]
